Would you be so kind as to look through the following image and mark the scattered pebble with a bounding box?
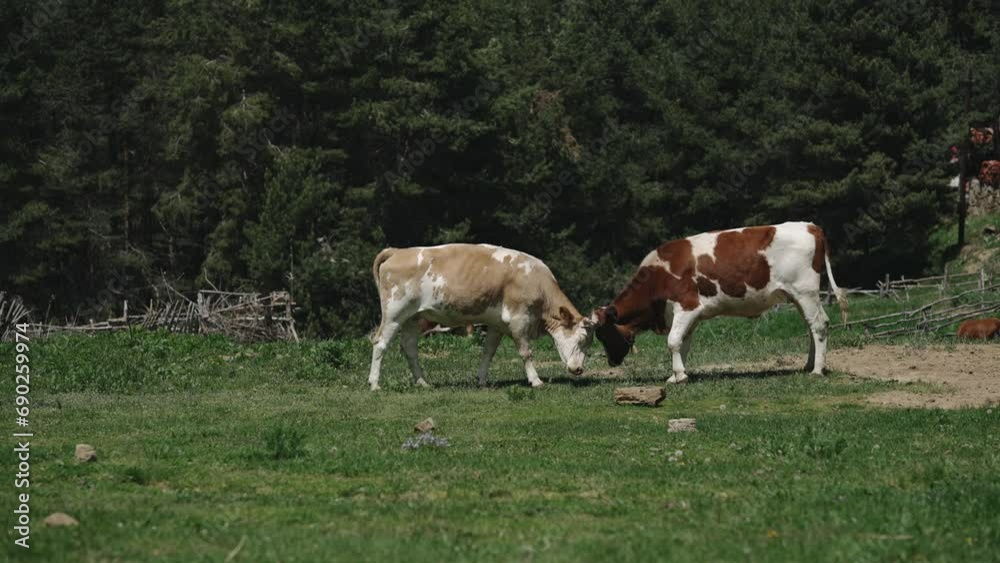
[401,432,450,450]
[44,513,78,527]
[668,418,697,432]
[414,418,435,433]
[74,444,97,463]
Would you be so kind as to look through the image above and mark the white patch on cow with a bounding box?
[491,247,519,264]
[417,249,425,266]
[419,267,447,306]
[384,283,411,319]
[689,232,718,263]
[517,260,534,274]
[500,305,513,323]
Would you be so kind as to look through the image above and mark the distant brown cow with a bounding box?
[957,318,1000,339]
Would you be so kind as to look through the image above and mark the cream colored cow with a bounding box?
[369,244,594,390]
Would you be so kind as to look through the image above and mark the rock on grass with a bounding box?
[668,418,697,432]
[44,513,79,527]
[414,418,435,433]
[74,444,97,463]
[614,387,666,407]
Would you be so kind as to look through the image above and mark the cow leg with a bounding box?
[514,336,544,387]
[680,320,698,365]
[791,301,816,372]
[666,310,700,384]
[794,294,829,375]
[477,328,503,387]
[368,320,402,391]
[399,319,430,388]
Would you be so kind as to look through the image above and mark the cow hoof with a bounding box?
[415,378,431,388]
[667,373,688,384]
[530,380,544,388]
[811,369,825,376]
[370,384,382,391]
[804,364,815,373]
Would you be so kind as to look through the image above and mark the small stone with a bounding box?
[414,418,435,433]
[74,444,97,463]
[614,387,666,407]
[668,418,697,433]
[44,512,79,527]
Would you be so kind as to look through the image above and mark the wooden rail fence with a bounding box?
[3,290,297,343]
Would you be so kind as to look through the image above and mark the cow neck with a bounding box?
[611,268,660,334]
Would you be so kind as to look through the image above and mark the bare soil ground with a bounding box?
[827,344,1000,409]
[585,344,1000,409]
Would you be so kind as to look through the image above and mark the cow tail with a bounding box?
[370,248,397,342]
[372,248,397,288]
[824,251,848,325]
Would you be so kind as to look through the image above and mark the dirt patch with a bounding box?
[828,344,1000,409]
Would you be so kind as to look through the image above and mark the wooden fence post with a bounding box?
[197,291,206,334]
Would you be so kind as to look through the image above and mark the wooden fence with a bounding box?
[874,266,991,299]
[7,290,298,343]
[0,292,31,341]
[834,281,1000,338]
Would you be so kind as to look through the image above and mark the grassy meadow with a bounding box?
[3,298,1000,562]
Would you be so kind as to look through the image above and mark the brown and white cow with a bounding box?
[369,244,595,390]
[593,222,848,383]
[957,318,1000,339]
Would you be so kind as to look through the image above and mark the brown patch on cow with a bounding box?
[806,223,827,274]
[600,239,701,347]
[957,318,1000,339]
[696,276,717,297]
[696,226,776,297]
[615,264,699,322]
[656,239,695,278]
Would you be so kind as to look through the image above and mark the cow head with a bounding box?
[550,306,595,375]
[593,306,634,366]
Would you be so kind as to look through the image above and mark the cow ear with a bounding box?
[558,306,576,328]
[593,306,617,327]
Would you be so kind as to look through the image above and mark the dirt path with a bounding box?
[828,344,1000,409]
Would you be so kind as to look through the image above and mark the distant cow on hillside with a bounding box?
[593,222,848,383]
[369,244,595,390]
[957,318,1000,340]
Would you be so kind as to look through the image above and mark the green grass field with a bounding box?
[3,299,999,562]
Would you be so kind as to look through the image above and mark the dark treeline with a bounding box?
[2,0,999,337]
